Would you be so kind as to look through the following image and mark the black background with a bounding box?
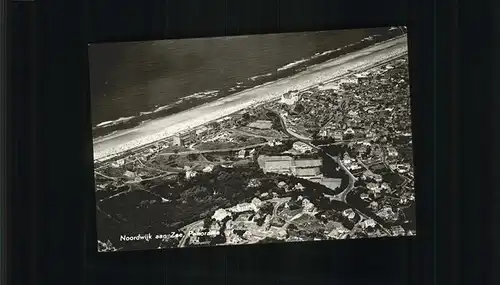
[7,0,496,284]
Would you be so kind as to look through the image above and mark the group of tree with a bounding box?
[257,140,295,156]
[258,237,282,244]
[322,145,348,157]
[311,135,336,146]
[381,172,405,188]
[264,111,283,131]
[259,202,274,215]
[254,215,266,226]
[293,103,305,113]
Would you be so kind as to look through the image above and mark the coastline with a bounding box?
[93,35,408,162]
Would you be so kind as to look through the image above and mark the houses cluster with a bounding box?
[342,152,362,171]
[376,205,399,222]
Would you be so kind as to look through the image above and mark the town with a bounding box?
[95,55,415,252]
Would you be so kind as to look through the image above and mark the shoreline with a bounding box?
[93,35,408,162]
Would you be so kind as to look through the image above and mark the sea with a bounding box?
[88,27,405,139]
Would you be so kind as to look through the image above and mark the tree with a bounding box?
[209,122,220,130]
[255,216,266,226]
[294,103,305,113]
[344,134,354,141]
[288,200,301,210]
[203,216,212,230]
[210,234,226,245]
[259,203,274,215]
[317,196,331,210]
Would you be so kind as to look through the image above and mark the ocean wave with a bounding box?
[249,73,273,81]
[277,58,309,72]
[276,34,381,73]
[93,90,221,132]
[181,90,219,101]
[153,104,172,113]
[150,91,219,115]
[95,116,135,128]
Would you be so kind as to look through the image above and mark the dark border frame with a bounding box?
[83,5,427,285]
[10,0,467,284]
[0,0,9,282]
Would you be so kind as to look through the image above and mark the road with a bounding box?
[273,96,395,236]
[356,157,373,174]
[272,197,291,217]
[157,142,268,156]
[315,137,369,146]
[93,36,408,161]
[330,154,357,202]
[275,108,357,204]
[226,128,285,140]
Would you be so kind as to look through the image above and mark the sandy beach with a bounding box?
[93,35,408,161]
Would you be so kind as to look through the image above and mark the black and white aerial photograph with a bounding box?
[89,27,415,252]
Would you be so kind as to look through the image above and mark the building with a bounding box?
[260,158,293,174]
[203,165,214,173]
[216,116,231,123]
[347,110,359,117]
[213,209,231,221]
[281,92,299,105]
[339,77,358,85]
[248,120,273,130]
[366,183,379,191]
[302,199,315,212]
[360,193,370,201]
[391,226,406,236]
[295,167,321,177]
[258,155,325,180]
[237,149,246,159]
[348,163,362,171]
[195,126,209,136]
[327,223,350,239]
[381,182,390,190]
[396,163,411,173]
[251,198,263,208]
[172,134,183,146]
[305,177,323,184]
[361,219,377,229]
[342,208,356,220]
[344,128,355,135]
[229,203,257,213]
[185,170,197,180]
[333,131,343,141]
[369,201,379,211]
[292,141,313,153]
[387,147,399,157]
[377,206,398,221]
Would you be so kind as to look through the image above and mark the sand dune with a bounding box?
[93,35,408,161]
